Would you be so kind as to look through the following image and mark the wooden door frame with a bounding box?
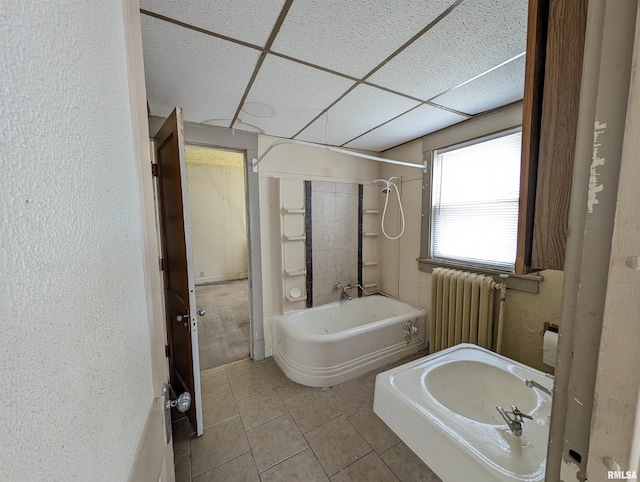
[149,116,265,362]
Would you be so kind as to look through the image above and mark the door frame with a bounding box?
[149,116,265,362]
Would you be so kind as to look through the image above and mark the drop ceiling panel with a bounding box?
[236,55,355,138]
[296,84,420,146]
[431,54,526,115]
[345,105,466,152]
[141,15,260,123]
[368,0,528,101]
[271,0,459,78]
[139,0,286,46]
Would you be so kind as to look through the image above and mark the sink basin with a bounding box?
[374,344,553,482]
[425,360,537,424]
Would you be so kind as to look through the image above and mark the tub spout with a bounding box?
[341,281,353,300]
[496,405,532,437]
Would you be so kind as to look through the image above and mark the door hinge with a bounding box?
[159,258,164,271]
[165,345,171,358]
[151,163,159,177]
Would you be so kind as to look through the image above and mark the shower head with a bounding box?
[372,178,393,193]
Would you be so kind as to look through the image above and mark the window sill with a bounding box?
[416,258,543,294]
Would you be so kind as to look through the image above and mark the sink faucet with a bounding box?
[525,379,553,397]
[496,405,533,436]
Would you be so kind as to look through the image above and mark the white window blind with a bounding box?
[431,130,522,271]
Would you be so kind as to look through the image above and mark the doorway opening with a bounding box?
[185,145,251,370]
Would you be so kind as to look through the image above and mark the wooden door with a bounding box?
[153,107,203,436]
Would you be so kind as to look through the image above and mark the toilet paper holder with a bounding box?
[543,322,559,334]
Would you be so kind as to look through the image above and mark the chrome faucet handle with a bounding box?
[496,405,531,436]
[334,282,342,290]
[510,405,533,421]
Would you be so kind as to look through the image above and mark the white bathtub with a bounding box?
[374,344,553,482]
[272,295,426,387]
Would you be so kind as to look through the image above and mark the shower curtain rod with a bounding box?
[251,139,427,172]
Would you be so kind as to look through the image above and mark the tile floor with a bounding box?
[173,351,442,481]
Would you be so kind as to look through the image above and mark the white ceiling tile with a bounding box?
[271,0,459,78]
[431,54,526,115]
[141,15,260,123]
[368,0,528,100]
[139,0,286,46]
[345,105,466,152]
[236,55,355,138]
[296,85,419,146]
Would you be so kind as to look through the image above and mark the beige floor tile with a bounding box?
[246,413,308,472]
[190,417,250,477]
[225,358,263,379]
[261,357,281,377]
[192,452,259,481]
[347,409,400,454]
[202,389,237,428]
[201,369,231,398]
[229,370,273,400]
[269,370,315,402]
[260,448,329,482]
[326,379,373,416]
[174,455,191,482]
[305,416,372,477]
[356,370,378,394]
[286,390,341,433]
[172,418,193,460]
[236,388,287,430]
[380,442,441,482]
[330,452,399,482]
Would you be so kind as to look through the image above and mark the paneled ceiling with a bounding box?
[140,0,528,152]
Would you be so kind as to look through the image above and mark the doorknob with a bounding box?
[197,309,206,316]
[176,310,188,322]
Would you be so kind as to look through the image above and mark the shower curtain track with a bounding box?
[251,139,427,172]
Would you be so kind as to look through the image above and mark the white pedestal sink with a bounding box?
[373,344,553,482]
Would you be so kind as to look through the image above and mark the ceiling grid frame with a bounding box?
[140,0,529,152]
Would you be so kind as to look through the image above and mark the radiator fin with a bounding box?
[430,268,496,353]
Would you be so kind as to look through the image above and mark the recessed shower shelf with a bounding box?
[363,282,379,289]
[283,208,305,214]
[363,261,379,266]
[283,235,306,241]
[364,232,379,237]
[286,294,307,302]
[285,269,307,277]
[364,210,380,214]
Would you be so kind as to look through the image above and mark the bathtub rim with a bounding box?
[273,304,426,343]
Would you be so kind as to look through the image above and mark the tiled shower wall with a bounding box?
[310,181,360,306]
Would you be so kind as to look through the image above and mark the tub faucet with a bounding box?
[341,281,353,301]
[525,379,553,397]
[496,405,533,437]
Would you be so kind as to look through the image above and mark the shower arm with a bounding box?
[251,139,427,172]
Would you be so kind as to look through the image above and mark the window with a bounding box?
[430,129,522,271]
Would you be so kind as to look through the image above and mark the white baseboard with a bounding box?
[195,272,248,285]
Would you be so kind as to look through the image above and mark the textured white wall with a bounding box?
[0,2,154,480]
[187,164,248,284]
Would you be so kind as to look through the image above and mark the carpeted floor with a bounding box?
[196,279,250,370]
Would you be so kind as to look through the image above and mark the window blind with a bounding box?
[431,130,522,271]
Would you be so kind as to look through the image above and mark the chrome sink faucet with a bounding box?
[525,379,553,397]
[496,405,533,437]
